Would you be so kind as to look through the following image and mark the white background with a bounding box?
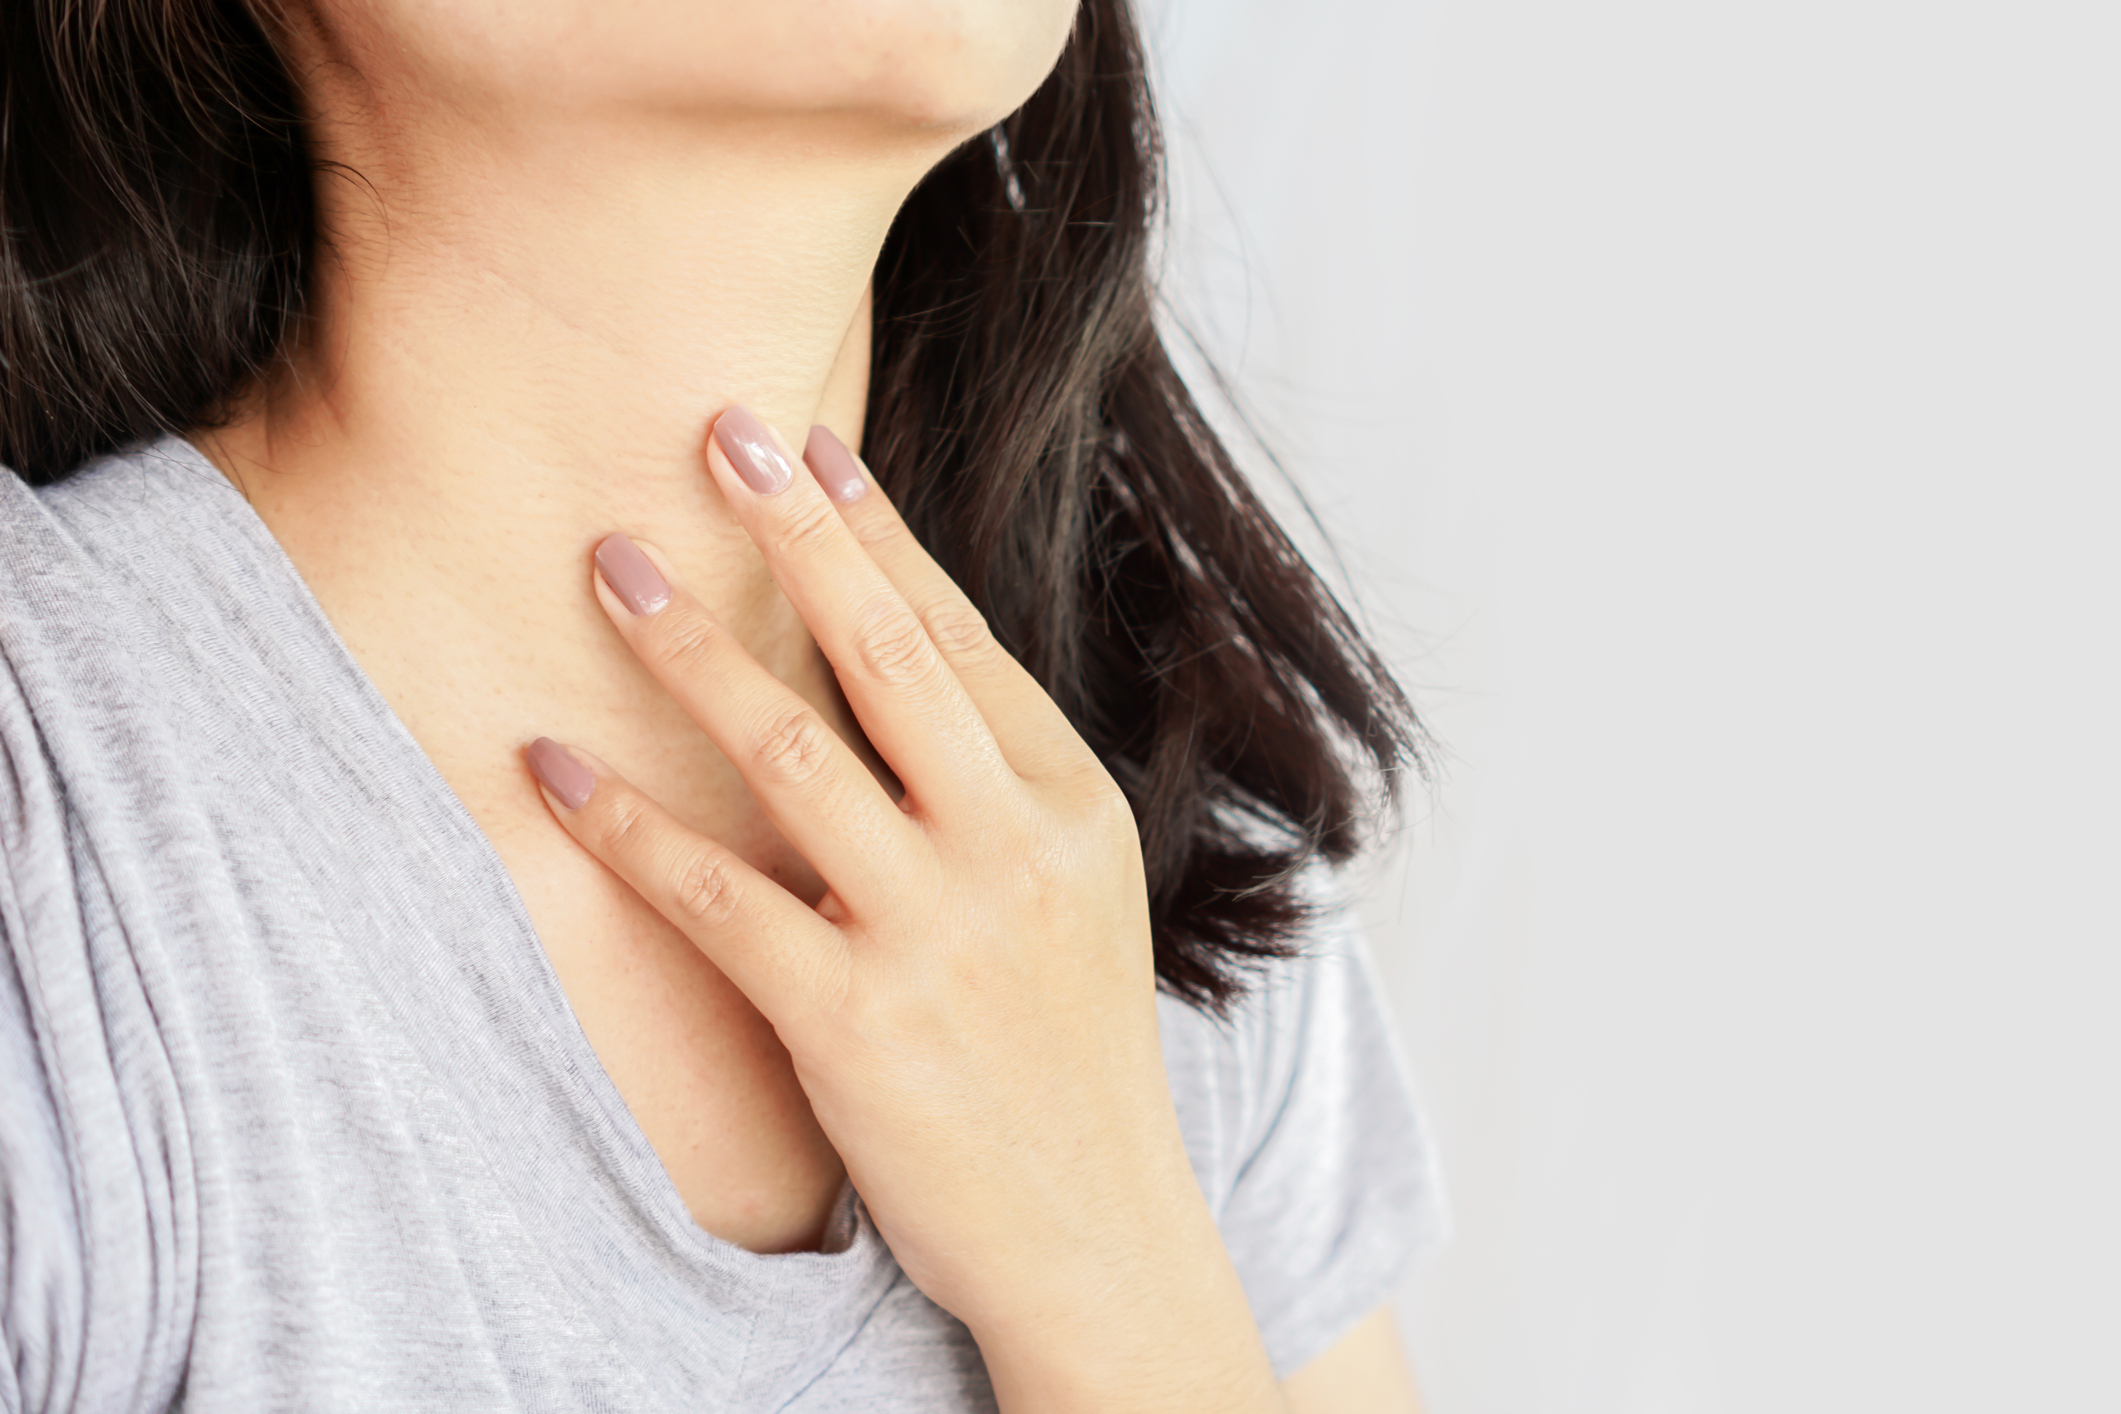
[1139,0,2121,1408]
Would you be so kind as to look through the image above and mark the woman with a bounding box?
[0,0,1441,1408]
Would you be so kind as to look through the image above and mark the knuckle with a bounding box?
[1057,768,1140,842]
[652,607,725,677]
[852,606,935,682]
[918,599,999,664]
[847,507,908,553]
[1090,778,1142,834]
[1081,767,1134,819]
[670,847,742,927]
[599,794,660,854]
[1091,789,1144,849]
[775,495,845,555]
[747,706,835,785]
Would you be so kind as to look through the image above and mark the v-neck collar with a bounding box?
[88,435,900,1409]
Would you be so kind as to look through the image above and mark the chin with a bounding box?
[317,0,1082,138]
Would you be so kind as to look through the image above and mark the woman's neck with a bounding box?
[196,100,948,876]
[205,107,931,651]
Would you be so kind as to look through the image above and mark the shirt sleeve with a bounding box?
[0,636,187,1414]
[0,906,84,1414]
[1171,883,1448,1379]
[0,716,88,1414]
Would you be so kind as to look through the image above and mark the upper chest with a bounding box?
[215,490,876,1254]
[471,781,849,1255]
[350,619,856,1255]
[452,670,864,1251]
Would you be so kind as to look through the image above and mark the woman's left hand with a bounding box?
[523,407,1287,1413]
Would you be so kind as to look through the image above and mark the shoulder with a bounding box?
[0,458,141,1411]
[0,446,204,838]
[0,440,277,799]
[0,443,254,1063]
[0,442,215,678]
[1,438,238,588]
[1159,864,1425,1191]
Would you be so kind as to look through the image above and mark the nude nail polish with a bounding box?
[804,425,868,503]
[712,405,794,496]
[525,737,595,810]
[594,533,671,616]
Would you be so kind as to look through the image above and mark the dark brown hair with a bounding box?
[1,0,1420,1009]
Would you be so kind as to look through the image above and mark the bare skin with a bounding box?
[201,0,1423,1405]
[1285,1309,1427,1414]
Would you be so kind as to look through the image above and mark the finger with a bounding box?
[804,425,1094,782]
[522,737,841,1018]
[706,406,1018,819]
[590,532,918,906]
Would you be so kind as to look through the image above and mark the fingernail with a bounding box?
[712,405,794,496]
[525,737,595,811]
[594,532,672,616]
[804,425,868,504]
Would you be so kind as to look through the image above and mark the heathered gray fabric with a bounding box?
[0,438,1445,1413]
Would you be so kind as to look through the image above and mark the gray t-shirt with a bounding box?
[0,438,1444,1413]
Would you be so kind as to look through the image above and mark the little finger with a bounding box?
[707,407,1018,819]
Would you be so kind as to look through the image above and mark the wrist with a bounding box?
[961,1196,1287,1414]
